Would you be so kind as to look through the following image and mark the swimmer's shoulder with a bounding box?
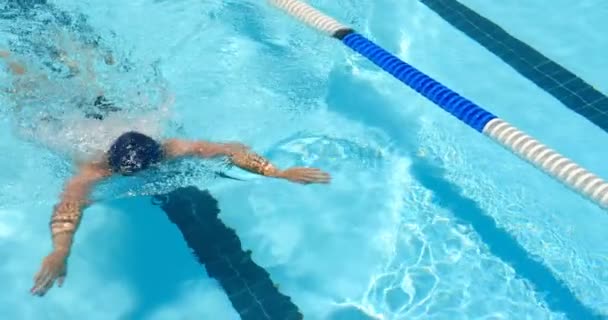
[74,152,112,178]
[160,138,190,158]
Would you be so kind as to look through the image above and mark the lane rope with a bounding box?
[268,0,608,210]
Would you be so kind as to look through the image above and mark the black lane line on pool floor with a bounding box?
[153,187,303,320]
[410,158,605,320]
[420,0,608,132]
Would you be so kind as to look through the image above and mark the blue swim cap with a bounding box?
[108,131,164,175]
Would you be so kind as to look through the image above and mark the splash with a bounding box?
[91,158,233,202]
[1,3,174,161]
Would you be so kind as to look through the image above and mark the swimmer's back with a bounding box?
[23,110,166,162]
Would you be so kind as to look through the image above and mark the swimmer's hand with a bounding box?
[276,167,331,184]
[220,144,331,184]
[30,250,68,297]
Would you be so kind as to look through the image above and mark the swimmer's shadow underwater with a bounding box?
[151,186,304,320]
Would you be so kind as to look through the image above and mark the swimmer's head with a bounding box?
[108,131,164,175]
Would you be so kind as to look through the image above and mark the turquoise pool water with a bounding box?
[1,0,607,319]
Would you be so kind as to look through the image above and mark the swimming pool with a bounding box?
[1,0,607,319]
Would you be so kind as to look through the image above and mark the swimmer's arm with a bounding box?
[49,163,111,255]
[163,139,282,177]
[162,139,331,184]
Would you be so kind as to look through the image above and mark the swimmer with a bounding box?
[29,132,331,296]
[1,45,111,115]
[4,42,329,297]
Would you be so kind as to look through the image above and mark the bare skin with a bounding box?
[1,39,113,101]
[0,50,26,75]
[30,139,331,296]
[4,41,329,297]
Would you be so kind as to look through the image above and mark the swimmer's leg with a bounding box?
[47,28,105,94]
[1,50,44,114]
[47,30,117,119]
[1,50,27,75]
[1,49,53,97]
